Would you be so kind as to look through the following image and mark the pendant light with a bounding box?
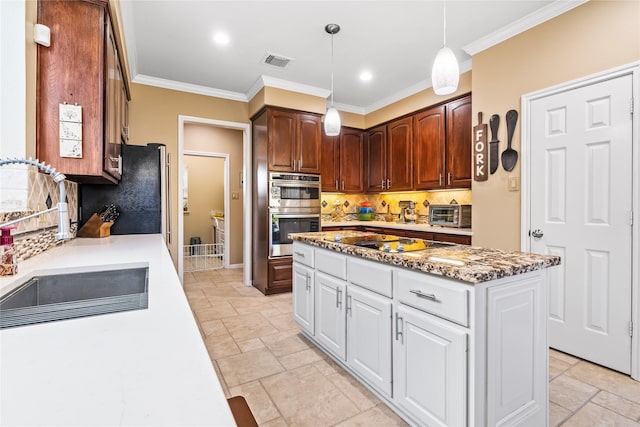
[431,0,459,95]
[324,23,341,136]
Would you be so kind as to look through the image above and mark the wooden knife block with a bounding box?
[77,213,114,238]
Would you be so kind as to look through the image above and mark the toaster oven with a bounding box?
[428,204,472,228]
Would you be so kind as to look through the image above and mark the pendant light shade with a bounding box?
[431,46,459,95]
[431,1,459,96]
[324,106,341,136]
[324,23,341,136]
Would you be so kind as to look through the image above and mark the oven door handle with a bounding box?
[270,182,321,189]
[271,214,320,219]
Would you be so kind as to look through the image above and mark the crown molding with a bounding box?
[462,0,588,56]
[132,74,248,102]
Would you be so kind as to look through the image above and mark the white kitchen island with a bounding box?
[0,235,235,427]
[291,231,560,427]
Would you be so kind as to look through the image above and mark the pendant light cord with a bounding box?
[443,0,447,47]
[330,32,335,107]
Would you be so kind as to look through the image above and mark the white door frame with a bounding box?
[178,115,252,286]
[183,150,230,268]
[521,62,640,380]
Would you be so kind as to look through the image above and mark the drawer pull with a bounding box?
[336,288,342,308]
[410,289,437,301]
[294,251,305,258]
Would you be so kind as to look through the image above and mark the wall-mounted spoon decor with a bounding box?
[501,109,518,171]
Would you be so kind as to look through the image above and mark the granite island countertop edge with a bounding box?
[291,231,560,284]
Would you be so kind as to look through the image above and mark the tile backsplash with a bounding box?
[0,167,78,262]
[322,190,472,223]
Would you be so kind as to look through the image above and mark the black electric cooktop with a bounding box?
[326,234,454,253]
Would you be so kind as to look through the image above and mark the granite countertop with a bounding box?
[0,235,235,426]
[322,220,473,236]
[291,230,560,284]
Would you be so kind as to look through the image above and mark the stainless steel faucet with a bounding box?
[0,158,74,240]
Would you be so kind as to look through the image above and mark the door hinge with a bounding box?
[629,321,634,338]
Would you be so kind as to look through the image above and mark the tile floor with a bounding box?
[184,268,640,426]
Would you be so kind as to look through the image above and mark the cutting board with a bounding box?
[473,112,488,181]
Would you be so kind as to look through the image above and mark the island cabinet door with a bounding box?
[393,305,467,427]
[346,285,392,397]
[292,263,315,335]
[315,272,347,360]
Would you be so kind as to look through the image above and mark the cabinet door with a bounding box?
[315,272,347,360]
[404,230,435,241]
[268,110,297,171]
[347,285,392,397]
[432,233,471,245]
[321,133,340,192]
[413,106,446,190]
[394,305,467,426]
[340,129,364,193]
[297,113,322,174]
[268,257,293,294]
[120,63,129,143]
[386,117,413,191]
[293,263,315,335]
[365,126,386,192]
[104,17,121,181]
[445,96,472,188]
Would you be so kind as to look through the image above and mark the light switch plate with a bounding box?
[508,176,520,191]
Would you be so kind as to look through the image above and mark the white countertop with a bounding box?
[0,235,236,427]
[322,220,473,236]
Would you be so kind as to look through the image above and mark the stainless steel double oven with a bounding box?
[268,172,321,257]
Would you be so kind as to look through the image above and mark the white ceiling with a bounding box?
[119,0,585,114]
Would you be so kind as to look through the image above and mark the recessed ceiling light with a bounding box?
[213,32,229,45]
[360,71,373,82]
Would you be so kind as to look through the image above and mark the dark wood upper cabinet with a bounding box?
[386,116,413,191]
[365,118,412,193]
[297,114,322,173]
[365,126,386,192]
[321,133,340,192]
[412,95,471,190]
[339,128,364,193]
[413,106,446,190]
[267,109,321,174]
[36,0,129,184]
[445,96,472,188]
[267,110,297,171]
[321,127,364,193]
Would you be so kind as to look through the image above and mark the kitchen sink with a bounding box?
[0,265,149,329]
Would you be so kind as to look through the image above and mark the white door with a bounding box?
[292,263,314,335]
[347,284,392,397]
[393,305,467,427]
[315,272,346,360]
[529,73,633,373]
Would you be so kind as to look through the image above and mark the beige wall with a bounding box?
[472,0,640,250]
[366,71,472,128]
[128,83,249,265]
[184,124,244,265]
[183,155,224,244]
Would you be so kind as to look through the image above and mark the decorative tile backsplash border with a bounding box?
[322,190,472,222]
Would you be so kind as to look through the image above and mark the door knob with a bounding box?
[530,229,544,238]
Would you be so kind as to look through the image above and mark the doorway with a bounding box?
[183,153,227,272]
[522,63,639,379]
[177,116,252,286]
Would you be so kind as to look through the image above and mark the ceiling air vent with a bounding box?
[262,52,294,68]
